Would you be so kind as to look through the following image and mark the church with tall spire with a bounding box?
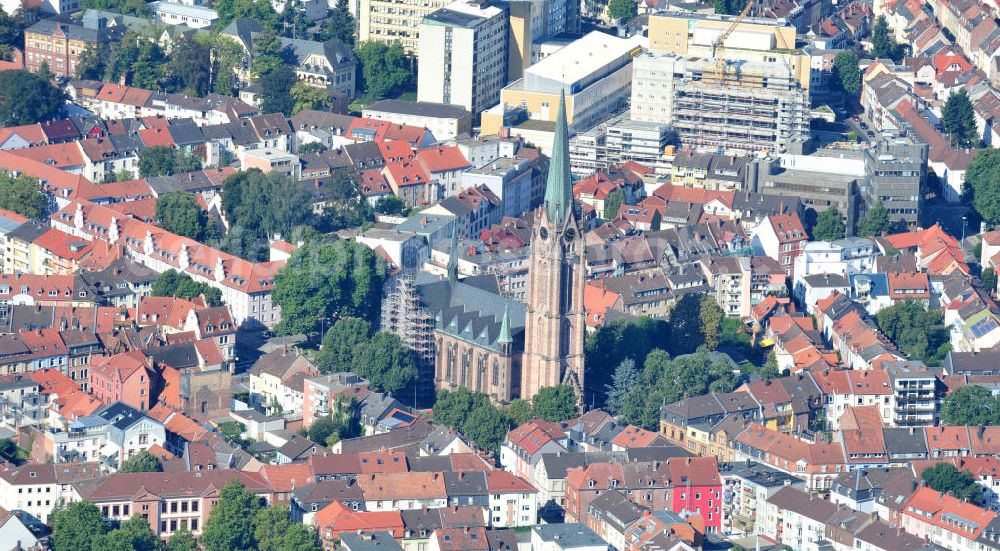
[520,91,587,403]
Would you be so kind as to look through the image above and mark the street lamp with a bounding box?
[962,215,968,242]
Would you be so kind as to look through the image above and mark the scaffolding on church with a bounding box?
[380,275,436,390]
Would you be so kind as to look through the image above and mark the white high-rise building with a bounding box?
[418,0,508,116]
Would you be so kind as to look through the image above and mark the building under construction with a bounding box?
[380,275,436,405]
[630,11,812,155]
[631,51,810,155]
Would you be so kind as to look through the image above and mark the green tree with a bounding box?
[603,188,624,221]
[872,15,904,62]
[922,463,985,506]
[201,481,262,551]
[620,348,736,429]
[356,41,411,101]
[0,173,48,219]
[941,385,1000,426]
[433,387,490,429]
[217,421,246,443]
[966,149,1000,225]
[812,207,846,241]
[857,200,891,237]
[700,295,723,351]
[316,317,373,373]
[507,399,533,425]
[260,65,296,117]
[51,501,108,551]
[983,267,997,295]
[374,195,407,216]
[463,403,512,453]
[151,270,223,306]
[298,141,328,155]
[608,0,636,22]
[272,239,389,335]
[214,0,278,30]
[221,169,315,261]
[0,9,29,57]
[198,33,246,95]
[531,385,578,422]
[95,514,164,551]
[943,88,979,148]
[713,0,740,14]
[0,438,17,462]
[167,529,198,551]
[76,44,110,80]
[832,51,861,94]
[875,300,951,366]
[253,504,294,551]
[669,293,703,355]
[118,450,163,473]
[132,41,167,89]
[584,316,668,407]
[759,349,781,379]
[315,0,356,45]
[83,0,149,15]
[252,27,288,79]
[604,358,638,416]
[155,191,213,241]
[139,146,202,178]
[291,81,331,115]
[352,332,418,394]
[0,70,65,126]
[166,38,212,96]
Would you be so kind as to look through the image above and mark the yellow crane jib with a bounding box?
[711,0,755,80]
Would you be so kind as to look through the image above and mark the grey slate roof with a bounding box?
[414,272,524,353]
[366,99,471,120]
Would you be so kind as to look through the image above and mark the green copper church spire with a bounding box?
[544,90,573,224]
[498,304,512,344]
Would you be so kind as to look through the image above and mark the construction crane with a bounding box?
[711,0,755,81]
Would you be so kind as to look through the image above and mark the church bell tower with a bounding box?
[520,90,586,403]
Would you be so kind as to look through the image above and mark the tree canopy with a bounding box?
[621,348,738,429]
[50,501,108,551]
[352,332,418,395]
[812,207,846,241]
[319,169,375,230]
[291,82,332,114]
[259,65,297,117]
[155,191,218,242]
[832,51,861,95]
[584,316,668,408]
[356,41,412,101]
[151,269,223,306]
[93,514,164,551]
[875,300,950,366]
[608,0,636,22]
[941,385,1000,426]
[314,0,356,45]
[983,267,997,296]
[531,385,578,422]
[139,146,203,178]
[603,188,624,221]
[220,169,315,261]
[856,200,891,237]
[604,358,638,417]
[214,0,278,29]
[965,149,1000,225]
[0,172,47,219]
[118,450,164,473]
[316,316,373,373]
[713,0,742,15]
[83,0,149,15]
[166,38,212,96]
[922,463,985,506]
[0,70,65,126]
[700,295,723,351]
[943,88,979,148]
[272,238,389,336]
[432,388,511,453]
[201,481,262,551]
[872,15,905,62]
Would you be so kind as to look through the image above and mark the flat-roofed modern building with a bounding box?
[481,31,645,142]
[418,0,508,117]
[363,100,473,140]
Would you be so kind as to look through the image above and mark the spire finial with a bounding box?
[498,304,512,344]
[543,89,572,224]
[447,223,458,283]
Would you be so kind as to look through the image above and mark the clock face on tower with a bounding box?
[564,228,576,242]
[539,227,549,240]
